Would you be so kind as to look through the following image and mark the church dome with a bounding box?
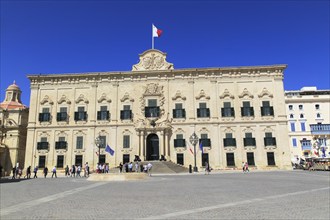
[6,81,21,91]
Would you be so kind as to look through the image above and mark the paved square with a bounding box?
[1,170,329,219]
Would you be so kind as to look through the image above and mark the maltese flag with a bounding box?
[152,24,163,37]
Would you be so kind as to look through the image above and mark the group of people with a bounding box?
[95,163,109,174]
[118,162,153,176]
[64,163,89,177]
[242,162,250,173]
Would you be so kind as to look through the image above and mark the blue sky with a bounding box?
[1,0,329,105]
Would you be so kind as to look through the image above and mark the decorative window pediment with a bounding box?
[223,127,235,133]
[238,88,254,99]
[258,88,273,98]
[55,131,68,138]
[75,94,89,104]
[242,127,254,133]
[38,131,50,138]
[122,129,133,135]
[220,89,234,99]
[263,126,274,133]
[57,95,71,104]
[174,128,185,134]
[98,93,112,103]
[120,93,135,102]
[142,83,163,97]
[195,90,210,100]
[199,127,210,133]
[172,90,186,101]
[40,95,54,105]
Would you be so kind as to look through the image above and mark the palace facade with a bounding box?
[24,49,292,171]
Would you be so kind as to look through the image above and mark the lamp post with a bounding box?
[95,136,102,164]
[189,132,199,172]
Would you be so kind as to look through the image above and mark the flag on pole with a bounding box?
[185,141,194,155]
[199,141,203,154]
[152,24,163,37]
[105,144,115,156]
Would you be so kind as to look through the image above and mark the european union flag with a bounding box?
[199,141,203,154]
[105,144,115,156]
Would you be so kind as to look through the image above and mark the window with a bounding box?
[174,134,186,147]
[121,105,132,120]
[59,137,65,142]
[97,106,109,120]
[41,137,47,142]
[148,99,157,107]
[57,107,68,121]
[224,133,236,147]
[301,122,306,132]
[145,100,160,117]
[99,136,106,148]
[177,153,184,165]
[74,155,83,166]
[289,105,293,110]
[267,152,276,166]
[290,122,296,132]
[290,114,294,119]
[241,101,254,117]
[197,103,210,118]
[76,136,83,149]
[74,107,87,121]
[264,133,276,146]
[200,134,210,147]
[243,133,256,146]
[292,138,297,147]
[299,105,303,110]
[124,105,130,110]
[247,152,255,166]
[226,153,235,166]
[123,135,130,148]
[39,108,51,122]
[300,114,304,119]
[201,153,209,167]
[57,155,64,168]
[315,104,320,110]
[261,101,274,116]
[245,133,252,138]
[38,156,46,168]
[123,154,130,164]
[173,103,186,118]
[56,137,67,149]
[99,155,105,164]
[221,102,234,117]
[317,113,321,118]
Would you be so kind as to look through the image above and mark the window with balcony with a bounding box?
[226,153,235,166]
[199,134,211,147]
[290,122,296,132]
[145,99,160,118]
[261,101,274,116]
[74,107,87,121]
[197,103,210,118]
[174,134,186,147]
[57,107,68,121]
[97,106,110,120]
[173,103,186,118]
[264,133,276,146]
[120,105,132,120]
[37,137,49,150]
[267,152,276,166]
[55,137,67,150]
[241,101,254,117]
[123,135,130,148]
[301,139,312,150]
[247,152,255,166]
[243,133,256,146]
[76,136,83,149]
[224,133,236,147]
[221,102,235,117]
[39,108,51,122]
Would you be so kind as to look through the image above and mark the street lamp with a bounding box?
[95,136,102,164]
[189,132,199,172]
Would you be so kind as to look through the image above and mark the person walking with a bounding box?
[33,166,38,178]
[12,166,16,179]
[76,165,81,177]
[71,165,76,177]
[43,167,48,178]
[147,162,153,176]
[204,162,210,175]
[65,165,70,177]
[245,162,249,173]
[242,162,246,173]
[26,166,31,179]
[51,166,57,178]
[84,162,89,177]
[135,162,139,172]
[119,162,123,173]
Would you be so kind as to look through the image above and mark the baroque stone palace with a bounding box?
[24,49,292,171]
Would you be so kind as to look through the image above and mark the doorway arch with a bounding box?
[146,134,159,160]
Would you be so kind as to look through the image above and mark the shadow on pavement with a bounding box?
[0,178,31,184]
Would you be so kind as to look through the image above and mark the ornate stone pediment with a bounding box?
[40,95,54,105]
[238,88,254,99]
[220,89,234,99]
[132,49,174,71]
[57,95,71,104]
[172,90,186,101]
[120,93,134,102]
[196,90,210,100]
[75,94,89,104]
[98,93,112,103]
[258,88,273,98]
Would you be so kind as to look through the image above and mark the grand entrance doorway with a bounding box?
[146,134,159,160]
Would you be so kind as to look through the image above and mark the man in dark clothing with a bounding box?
[12,167,16,179]
[43,167,48,178]
[26,166,31,179]
[33,166,38,178]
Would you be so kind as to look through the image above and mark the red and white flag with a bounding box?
[152,24,163,37]
[186,140,194,155]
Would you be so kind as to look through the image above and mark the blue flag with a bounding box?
[199,141,203,154]
[105,144,115,156]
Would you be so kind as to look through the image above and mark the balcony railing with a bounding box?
[174,139,186,147]
[145,107,160,118]
[74,112,87,121]
[173,109,186,118]
[264,137,276,146]
[199,139,211,147]
[221,108,235,117]
[56,112,68,121]
[241,107,254,117]
[224,138,236,147]
[55,141,67,150]
[243,138,256,146]
[120,110,133,120]
[37,142,49,150]
[310,124,330,135]
[261,106,274,116]
[97,111,110,120]
[197,108,210,118]
[301,140,312,150]
[39,113,51,122]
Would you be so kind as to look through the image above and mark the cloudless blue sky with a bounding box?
[1,0,329,105]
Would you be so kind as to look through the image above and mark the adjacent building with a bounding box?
[24,49,292,171]
[285,87,330,160]
[0,82,29,176]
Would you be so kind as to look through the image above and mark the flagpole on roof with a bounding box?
[152,23,154,49]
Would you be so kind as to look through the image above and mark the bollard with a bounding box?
[189,164,192,173]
